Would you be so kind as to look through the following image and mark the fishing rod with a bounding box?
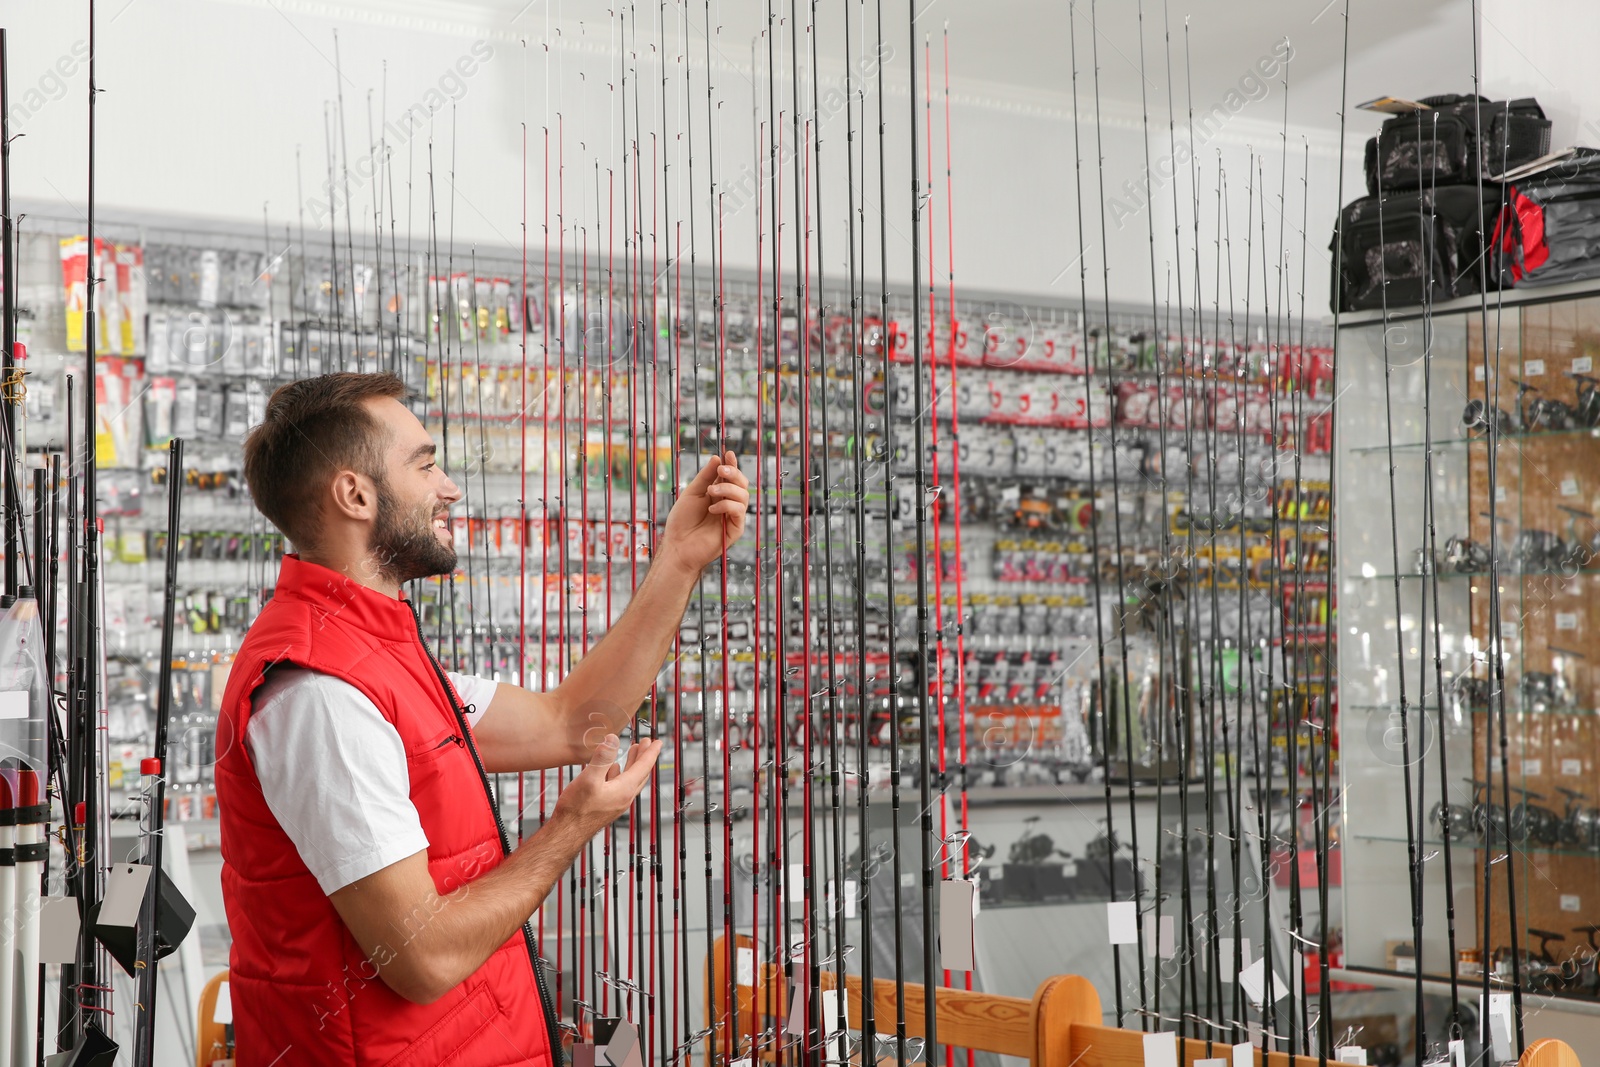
[76,0,111,1037]
[132,437,185,1067]
[1065,0,1127,1027]
[1087,0,1150,1017]
[1,27,17,599]
[905,1,941,1058]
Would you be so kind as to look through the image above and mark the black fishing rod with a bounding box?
[1065,0,1126,1027]
[78,0,110,1031]
[132,437,185,1066]
[1,27,17,599]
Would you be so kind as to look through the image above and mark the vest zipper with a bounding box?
[407,602,565,1065]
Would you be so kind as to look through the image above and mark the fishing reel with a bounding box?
[1432,798,1477,842]
[1442,534,1491,573]
[1555,788,1600,851]
[1573,372,1600,428]
[1462,398,1517,437]
[1520,671,1573,712]
[1513,528,1564,572]
[1525,396,1580,432]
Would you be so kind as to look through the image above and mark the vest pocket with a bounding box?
[380,981,504,1067]
[408,727,466,765]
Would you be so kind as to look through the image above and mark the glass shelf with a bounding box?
[1352,568,1600,582]
[1349,702,1600,717]
[1348,425,1600,455]
[1351,831,1600,861]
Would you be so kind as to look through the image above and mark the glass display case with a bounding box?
[1338,290,1600,1014]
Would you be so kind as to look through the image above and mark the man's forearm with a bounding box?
[551,546,699,752]
[383,813,589,1002]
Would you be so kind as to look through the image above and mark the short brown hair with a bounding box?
[242,372,408,548]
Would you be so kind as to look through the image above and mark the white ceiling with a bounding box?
[273,0,1476,136]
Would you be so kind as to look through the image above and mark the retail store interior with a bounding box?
[2,0,1599,1064]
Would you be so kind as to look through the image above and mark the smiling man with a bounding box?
[213,372,748,1066]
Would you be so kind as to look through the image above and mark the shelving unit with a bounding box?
[1337,289,1600,1016]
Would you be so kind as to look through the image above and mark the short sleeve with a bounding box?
[447,672,500,729]
[245,669,430,894]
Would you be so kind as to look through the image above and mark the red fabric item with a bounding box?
[215,555,556,1067]
[1493,187,1551,282]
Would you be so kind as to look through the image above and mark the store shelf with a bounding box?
[1348,425,1600,455]
[1352,568,1600,582]
[1328,966,1600,1016]
[1350,831,1600,860]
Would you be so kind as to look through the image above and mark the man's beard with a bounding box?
[370,481,457,584]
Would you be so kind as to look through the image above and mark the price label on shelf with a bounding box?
[1556,612,1579,631]
[1500,622,1518,639]
[1524,359,1545,377]
[1524,759,1542,776]
[1561,476,1580,497]
[1562,758,1584,776]
[1574,356,1594,374]
[1474,365,1486,382]
[1562,895,1582,912]
[1495,485,1507,503]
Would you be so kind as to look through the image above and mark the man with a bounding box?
[214,372,749,1066]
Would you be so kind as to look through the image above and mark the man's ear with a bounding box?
[327,470,379,523]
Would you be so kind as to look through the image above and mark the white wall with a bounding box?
[2,0,1387,316]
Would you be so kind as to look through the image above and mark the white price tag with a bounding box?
[1524,759,1542,776]
[1233,1041,1254,1065]
[1448,1039,1467,1067]
[99,863,154,930]
[737,947,755,987]
[1474,365,1486,381]
[1142,1032,1178,1067]
[1556,612,1579,631]
[1524,359,1545,377]
[1500,622,1518,640]
[1563,758,1584,776]
[1336,1049,1368,1065]
[0,689,27,719]
[1494,485,1507,502]
[1107,901,1139,945]
[1561,894,1581,912]
[938,879,979,972]
[1238,957,1288,1006]
[39,898,81,965]
[1561,476,1580,497]
[844,880,858,920]
[789,864,806,903]
[821,988,848,1038]
[214,980,233,1024]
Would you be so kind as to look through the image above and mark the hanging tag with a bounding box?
[573,1043,597,1067]
[737,946,755,987]
[1336,1048,1367,1065]
[938,879,978,972]
[40,897,82,965]
[784,963,806,1035]
[1447,1040,1466,1067]
[788,863,806,904]
[1248,1023,1264,1049]
[1195,1060,1227,1067]
[844,880,858,919]
[603,1021,642,1067]
[1141,1032,1178,1067]
[1218,937,1251,982]
[1483,993,1514,1060]
[100,863,154,930]
[214,981,234,1024]
[1232,1041,1253,1066]
[1106,900,1138,945]
[1143,913,1175,959]
[1239,957,1287,1007]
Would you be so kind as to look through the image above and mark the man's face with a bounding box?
[363,398,462,585]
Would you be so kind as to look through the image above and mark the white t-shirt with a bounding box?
[244,667,499,895]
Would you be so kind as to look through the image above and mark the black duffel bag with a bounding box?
[1492,149,1600,288]
[1330,185,1504,312]
[1364,94,1550,195]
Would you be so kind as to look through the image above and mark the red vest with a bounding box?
[215,556,559,1067]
